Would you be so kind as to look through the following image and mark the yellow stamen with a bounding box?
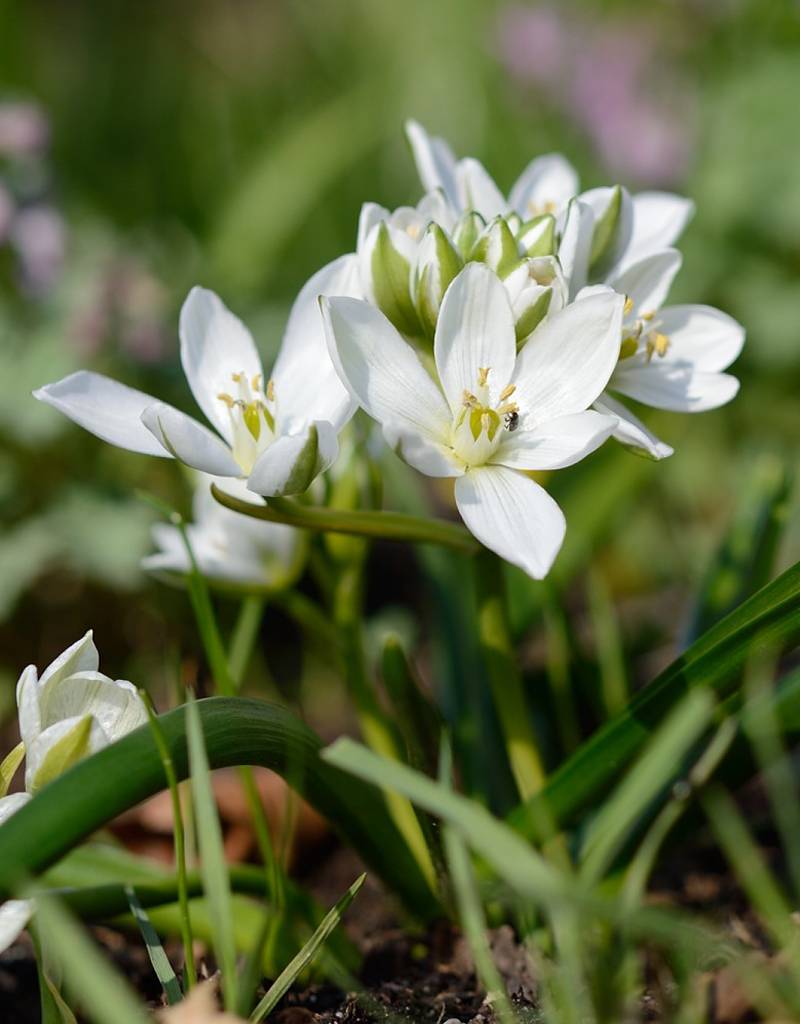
[217,392,235,408]
[642,310,655,321]
[499,383,516,402]
[646,332,670,360]
[623,296,634,316]
[619,337,639,360]
[478,367,490,387]
[231,372,242,383]
[266,378,275,402]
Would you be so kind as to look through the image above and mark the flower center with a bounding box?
[450,368,519,467]
[217,372,276,474]
[619,303,671,362]
[526,198,557,217]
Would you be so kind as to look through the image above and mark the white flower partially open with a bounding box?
[143,474,304,591]
[34,258,361,496]
[323,263,623,579]
[584,249,745,459]
[0,632,147,952]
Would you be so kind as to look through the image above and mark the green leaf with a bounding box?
[510,558,800,837]
[33,896,150,1024]
[0,741,25,797]
[250,874,366,1022]
[186,695,237,1010]
[125,885,183,1005]
[0,698,435,920]
[685,457,791,643]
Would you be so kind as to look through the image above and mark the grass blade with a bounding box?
[186,694,238,1010]
[125,885,182,1005]
[249,873,366,1022]
[34,895,150,1024]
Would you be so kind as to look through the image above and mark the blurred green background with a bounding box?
[1,0,798,722]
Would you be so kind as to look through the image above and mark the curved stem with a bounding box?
[211,486,477,554]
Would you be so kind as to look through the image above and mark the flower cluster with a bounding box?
[0,632,147,951]
[34,120,744,580]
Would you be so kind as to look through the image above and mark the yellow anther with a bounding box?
[266,379,275,402]
[623,296,634,316]
[499,383,516,402]
[642,310,655,321]
[498,400,519,416]
[231,372,242,383]
[462,389,478,408]
[406,223,421,239]
[478,367,490,387]
[217,392,235,408]
[252,373,262,391]
[646,332,670,361]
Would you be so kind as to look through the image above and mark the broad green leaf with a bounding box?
[250,873,365,1022]
[125,885,182,1005]
[186,695,237,1010]
[33,896,150,1024]
[510,558,800,837]
[0,698,435,920]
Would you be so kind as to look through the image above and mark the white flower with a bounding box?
[406,120,694,285]
[322,263,622,579]
[34,257,361,496]
[143,474,305,591]
[0,632,147,952]
[584,249,745,459]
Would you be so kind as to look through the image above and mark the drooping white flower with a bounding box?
[323,263,623,579]
[34,258,361,496]
[143,474,305,591]
[0,632,147,952]
[583,249,745,459]
[405,120,694,285]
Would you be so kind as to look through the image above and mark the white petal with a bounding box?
[0,899,34,954]
[15,666,40,751]
[247,421,338,496]
[658,305,745,372]
[434,263,516,413]
[594,394,674,460]
[179,287,263,444]
[611,249,682,317]
[611,366,740,412]
[455,466,565,579]
[33,372,168,457]
[509,154,579,218]
[38,630,100,688]
[405,120,461,210]
[383,421,464,478]
[512,291,625,424]
[26,714,110,791]
[494,411,616,471]
[141,402,240,476]
[558,198,594,298]
[357,202,389,252]
[322,296,450,442]
[0,792,31,826]
[37,670,146,742]
[270,254,362,434]
[624,192,695,268]
[456,158,507,220]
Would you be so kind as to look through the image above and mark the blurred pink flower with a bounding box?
[495,5,695,185]
[0,101,50,158]
[10,204,66,295]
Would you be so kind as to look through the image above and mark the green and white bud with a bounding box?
[452,210,486,259]
[504,256,568,347]
[470,216,522,278]
[411,223,464,339]
[359,221,421,336]
[517,213,556,257]
[585,185,633,278]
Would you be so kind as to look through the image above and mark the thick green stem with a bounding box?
[211,486,477,553]
[474,548,546,801]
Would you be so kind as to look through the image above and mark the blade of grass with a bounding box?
[140,690,196,989]
[579,689,715,884]
[249,874,366,1022]
[186,694,238,1010]
[33,895,150,1024]
[125,885,182,1005]
[587,566,629,718]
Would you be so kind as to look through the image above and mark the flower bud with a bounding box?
[359,221,422,336]
[505,256,568,347]
[517,213,556,257]
[452,211,486,259]
[586,185,632,277]
[411,223,463,339]
[470,216,522,278]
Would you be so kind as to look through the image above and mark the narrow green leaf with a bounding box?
[34,895,150,1024]
[125,885,183,1005]
[186,695,238,1010]
[0,741,25,796]
[587,567,629,718]
[381,635,442,774]
[579,689,715,884]
[511,558,800,837]
[250,874,366,1022]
